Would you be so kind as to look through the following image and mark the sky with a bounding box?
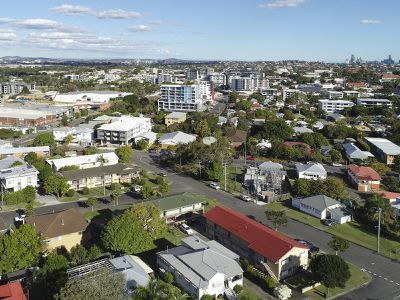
[0,0,397,62]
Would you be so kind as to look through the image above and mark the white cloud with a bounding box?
[50,4,142,19]
[259,0,305,9]
[0,17,83,33]
[129,25,152,32]
[50,4,91,16]
[0,29,16,40]
[148,20,163,25]
[360,19,382,25]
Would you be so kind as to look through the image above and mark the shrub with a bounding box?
[233,285,243,294]
[163,272,174,284]
[81,187,90,195]
[66,189,75,197]
[109,183,119,191]
[4,186,36,205]
[240,259,276,292]
[200,295,213,300]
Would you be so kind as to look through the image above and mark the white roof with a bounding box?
[47,152,118,170]
[165,112,187,119]
[98,116,150,132]
[296,162,327,175]
[365,137,400,155]
[159,131,196,145]
[0,146,50,155]
[0,164,38,179]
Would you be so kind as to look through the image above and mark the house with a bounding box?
[109,255,153,290]
[204,206,309,281]
[377,191,400,203]
[364,137,400,165]
[53,126,94,146]
[0,281,27,300]
[296,163,327,180]
[134,131,157,145]
[343,143,374,162]
[164,112,187,127]
[158,131,196,148]
[157,235,243,300]
[347,164,381,192]
[25,208,88,251]
[47,152,119,171]
[225,128,247,149]
[0,146,50,158]
[326,113,346,123]
[61,163,140,191]
[292,195,352,224]
[293,127,313,136]
[67,255,153,291]
[0,164,38,192]
[148,192,205,223]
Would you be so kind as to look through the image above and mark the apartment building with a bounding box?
[53,127,94,145]
[283,89,299,100]
[325,91,344,100]
[0,160,38,192]
[97,116,152,145]
[0,80,35,95]
[204,206,309,281]
[356,98,392,108]
[318,99,354,113]
[158,84,205,112]
[207,73,226,86]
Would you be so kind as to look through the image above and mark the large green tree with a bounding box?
[265,210,288,231]
[33,132,55,147]
[327,236,350,255]
[115,145,133,163]
[38,253,70,298]
[44,175,70,197]
[310,254,351,297]
[102,203,167,254]
[251,119,294,141]
[0,224,44,274]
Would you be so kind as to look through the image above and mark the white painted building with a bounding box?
[0,160,38,192]
[325,91,344,99]
[53,91,132,104]
[53,127,94,145]
[158,84,205,112]
[97,116,152,145]
[318,99,354,113]
[47,152,119,171]
[356,98,392,108]
[296,162,327,180]
[157,236,243,300]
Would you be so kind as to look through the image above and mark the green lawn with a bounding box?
[214,166,243,195]
[265,201,400,261]
[60,186,126,202]
[304,263,371,300]
[0,201,44,212]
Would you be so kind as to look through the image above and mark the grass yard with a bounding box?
[304,263,371,300]
[60,186,126,202]
[214,166,243,195]
[264,201,400,261]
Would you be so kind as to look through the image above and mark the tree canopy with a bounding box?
[115,145,133,163]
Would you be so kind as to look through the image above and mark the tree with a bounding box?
[55,271,126,300]
[265,210,288,231]
[251,119,294,141]
[159,179,170,194]
[33,132,55,147]
[44,175,70,198]
[38,252,70,298]
[194,119,211,137]
[136,139,148,150]
[25,200,34,216]
[140,182,154,199]
[87,245,101,261]
[310,254,351,297]
[273,284,292,300]
[102,203,167,254]
[61,115,69,126]
[64,134,73,145]
[115,145,133,163]
[328,236,350,255]
[70,245,89,265]
[366,159,390,176]
[87,197,98,211]
[110,189,121,206]
[205,161,224,181]
[0,224,44,274]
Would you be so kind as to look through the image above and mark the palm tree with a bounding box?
[134,279,163,300]
[110,189,121,206]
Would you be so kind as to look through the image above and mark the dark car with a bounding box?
[158,172,167,177]
[295,239,320,253]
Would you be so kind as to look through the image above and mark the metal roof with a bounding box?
[365,137,400,156]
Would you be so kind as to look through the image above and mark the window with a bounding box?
[281,258,289,266]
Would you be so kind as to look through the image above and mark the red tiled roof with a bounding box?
[204,206,308,263]
[347,82,367,88]
[0,282,27,300]
[377,191,400,200]
[382,73,400,79]
[348,164,382,181]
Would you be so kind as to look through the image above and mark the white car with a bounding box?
[133,185,142,192]
[14,213,26,222]
[180,223,194,235]
[332,163,343,167]
[209,183,221,190]
[240,195,251,202]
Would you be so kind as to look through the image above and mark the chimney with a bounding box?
[61,219,64,226]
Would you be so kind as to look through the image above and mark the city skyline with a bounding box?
[0,0,397,62]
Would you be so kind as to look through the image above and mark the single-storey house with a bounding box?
[292,195,352,224]
[296,162,327,180]
[204,206,309,281]
[158,131,196,149]
[157,235,243,300]
[343,143,374,162]
[164,112,187,127]
[26,208,88,251]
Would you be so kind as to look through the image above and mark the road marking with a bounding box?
[393,294,400,300]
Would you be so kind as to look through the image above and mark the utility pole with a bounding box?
[103,173,106,196]
[377,207,382,254]
[224,161,227,191]
[198,161,202,179]
[244,141,247,168]
[1,181,3,208]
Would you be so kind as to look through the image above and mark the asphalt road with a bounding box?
[1,151,399,299]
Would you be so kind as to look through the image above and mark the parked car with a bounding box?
[332,163,343,167]
[158,172,167,177]
[295,239,320,253]
[240,195,251,202]
[323,219,337,227]
[133,185,142,192]
[208,182,221,190]
[14,212,26,222]
[180,223,194,235]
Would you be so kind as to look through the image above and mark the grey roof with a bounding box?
[343,143,374,160]
[0,164,38,179]
[109,255,151,289]
[293,127,313,134]
[298,195,341,211]
[258,161,283,171]
[296,162,327,176]
[365,137,400,156]
[0,157,25,170]
[158,235,243,289]
[61,163,139,180]
[330,207,351,218]
[148,192,206,211]
[166,112,187,119]
[159,131,196,145]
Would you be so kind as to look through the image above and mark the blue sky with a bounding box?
[0,0,397,61]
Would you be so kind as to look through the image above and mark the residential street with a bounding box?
[1,151,399,299]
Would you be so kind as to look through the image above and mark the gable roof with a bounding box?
[158,131,196,145]
[296,162,327,176]
[348,164,381,181]
[61,163,139,181]
[204,206,308,263]
[25,208,88,239]
[0,281,26,300]
[343,143,374,160]
[148,192,206,211]
[297,195,341,211]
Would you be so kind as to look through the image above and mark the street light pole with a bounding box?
[103,173,105,196]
